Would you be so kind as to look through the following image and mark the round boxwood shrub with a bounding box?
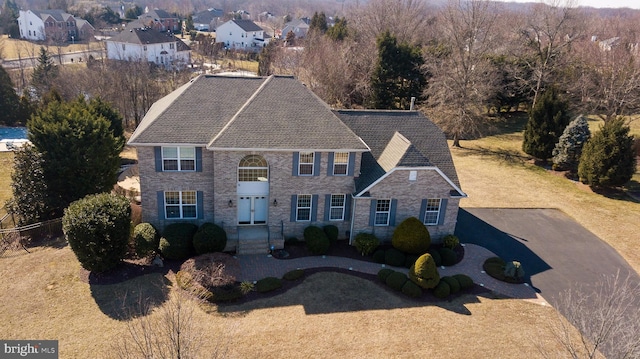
[404,254,419,269]
[323,224,339,244]
[428,249,442,267]
[385,271,408,291]
[483,256,507,281]
[354,233,379,256]
[378,268,395,282]
[408,253,440,289]
[372,249,386,264]
[504,261,525,282]
[438,247,458,266]
[210,285,243,302]
[433,280,451,299]
[442,234,460,250]
[304,225,330,255]
[385,248,406,267]
[63,193,132,273]
[453,274,475,290]
[401,280,423,298]
[159,223,198,260]
[192,222,227,255]
[256,277,283,293]
[282,269,305,281]
[133,222,160,258]
[392,217,431,255]
[441,276,461,294]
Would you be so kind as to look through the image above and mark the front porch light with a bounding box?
[273,199,277,207]
[228,199,233,207]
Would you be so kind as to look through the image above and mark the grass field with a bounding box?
[0,35,103,60]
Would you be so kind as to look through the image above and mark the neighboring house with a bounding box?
[281,18,310,39]
[216,19,270,50]
[128,75,466,254]
[192,8,223,31]
[138,9,180,32]
[105,27,191,69]
[18,9,95,42]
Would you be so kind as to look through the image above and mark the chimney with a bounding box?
[409,97,416,111]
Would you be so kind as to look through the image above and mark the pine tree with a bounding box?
[522,87,571,161]
[31,47,59,98]
[8,144,51,225]
[326,17,348,41]
[552,115,591,172]
[578,117,636,188]
[0,65,20,126]
[309,12,328,34]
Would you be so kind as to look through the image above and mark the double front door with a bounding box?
[238,195,267,225]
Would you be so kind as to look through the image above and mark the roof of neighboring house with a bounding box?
[31,9,72,21]
[335,110,461,194]
[107,28,190,49]
[193,8,223,23]
[225,19,263,32]
[74,18,94,30]
[128,75,369,152]
[144,9,177,19]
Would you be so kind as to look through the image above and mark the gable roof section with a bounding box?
[336,110,462,195]
[231,19,263,32]
[108,28,186,45]
[32,9,68,22]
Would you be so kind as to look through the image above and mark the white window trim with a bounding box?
[165,191,197,219]
[298,152,314,176]
[423,198,442,226]
[162,146,196,172]
[374,199,391,226]
[329,194,346,221]
[296,194,312,222]
[333,152,349,176]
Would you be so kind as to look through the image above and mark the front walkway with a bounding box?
[235,243,547,304]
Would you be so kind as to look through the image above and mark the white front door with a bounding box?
[238,196,268,225]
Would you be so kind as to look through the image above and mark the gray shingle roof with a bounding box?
[335,110,461,193]
[232,19,263,32]
[193,8,223,23]
[32,9,69,22]
[108,28,189,48]
[129,75,368,151]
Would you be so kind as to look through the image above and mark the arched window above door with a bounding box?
[238,155,268,182]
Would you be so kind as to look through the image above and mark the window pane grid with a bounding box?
[165,191,197,219]
[162,147,196,171]
[375,199,390,226]
[299,152,314,175]
[424,198,441,225]
[333,152,348,175]
[330,194,345,221]
[297,195,312,221]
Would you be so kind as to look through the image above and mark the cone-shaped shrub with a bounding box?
[392,217,431,254]
[408,253,440,289]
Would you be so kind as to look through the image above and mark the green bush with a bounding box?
[483,257,522,283]
[442,234,460,249]
[256,277,283,293]
[133,222,160,258]
[282,269,305,281]
[285,237,299,244]
[372,249,386,263]
[401,280,423,298]
[63,193,131,273]
[159,223,198,260]
[441,276,461,294]
[192,222,227,255]
[391,217,431,254]
[504,261,525,282]
[378,268,395,282]
[385,248,406,267]
[433,281,451,299]
[304,226,330,255]
[210,286,243,302]
[354,233,379,256]
[408,253,440,289]
[385,271,408,291]
[323,225,339,244]
[438,247,458,266]
[429,249,442,267]
[453,274,474,290]
[240,281,255,294]
[404,254,419,269]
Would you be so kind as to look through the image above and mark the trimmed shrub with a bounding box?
[378,268,395,282]
[453,274,474,290]
[441,276,461,294]
[504,261,525,282]
[240,281,255,294]
[392,217,431,254]
[210,286,243,302]
[428,249,442,267]
[304,226,330,255]
[63,193,132,273]
[483,256,506,280]
[408,253,440,289]
[401,280,423,298]
[285,237,299,244]
[282,269,305,281]
[192,223,227,255]
[433,281,451,299]
[256,277,283,293]
[385,248,406,267]
[386,271,408,291]
[404,254,419,269]
[354,233,379,256]
[159,223,198,260]
[133,222,160,258]
[442,234,460,250]
[322,225,339,244]
[372,249,386,264]
[439,247,458,266]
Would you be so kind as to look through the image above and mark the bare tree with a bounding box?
[539,272,640,359]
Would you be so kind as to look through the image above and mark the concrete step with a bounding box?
[238,238,269,255]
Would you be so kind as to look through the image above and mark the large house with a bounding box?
[281,18,310,40]
[137,9,180,32]
[192,8,224,31]
[18,9,94,42]
[105,28,191,69]
[215,19,270,50]
[128,75,466,254]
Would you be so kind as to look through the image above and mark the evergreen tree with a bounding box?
[31,47,59,98]
[326,17,348,41]
[552,115,591,172]
[27,96,125,217]
[370,31,426,110]
[8,144,51,225]
[0,0,20,37]
[522,87,571,160]
[309,12,328,34]
[0,65,20,126]
[578,117,636,188]
[258,42,276,76]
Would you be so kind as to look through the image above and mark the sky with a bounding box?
[494,0,640,9]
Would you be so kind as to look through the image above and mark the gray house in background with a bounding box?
[192,8,223,31]
[128,75,466,254]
